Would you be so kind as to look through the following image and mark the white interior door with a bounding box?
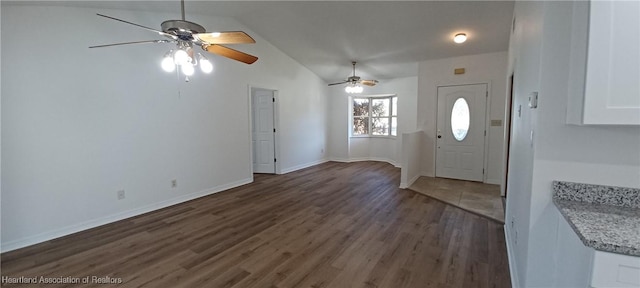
[436,84,487,181]
[252,88,276,173]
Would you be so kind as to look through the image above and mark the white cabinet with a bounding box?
[567,1,640,125]
[555,212,640,288]
[591,251,640,288]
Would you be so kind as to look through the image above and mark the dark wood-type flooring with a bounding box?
[1,161,511,288]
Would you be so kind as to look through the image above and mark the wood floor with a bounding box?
[1,161,511,288]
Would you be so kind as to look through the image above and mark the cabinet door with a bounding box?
[583,1,640,125]
[591,251,640,287]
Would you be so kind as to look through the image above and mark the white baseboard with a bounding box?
[328,157,399,168]
[400,173,421,189]
[421,171,434,177]
[504,226,520,287]
[1,177,253,253]
[369,157,397,167]
[486,178,501,185]
[336,157,398,167]
[280,159,329,174]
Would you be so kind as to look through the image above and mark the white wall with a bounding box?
[328,89,349,161]
[399,130,423,188]
[0,3,3,246]
[328,76,418,166]
[503,2,543,285]
[417,52,508,184]
[505,2,640,287]
[1,4,329,251]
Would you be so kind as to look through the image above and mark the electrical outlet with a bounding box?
[171,179,177,188]
[117,190,125,200]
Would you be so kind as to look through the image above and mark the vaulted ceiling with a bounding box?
[16,1,515,82]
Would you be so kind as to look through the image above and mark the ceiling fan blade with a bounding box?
[89,39,172,49]
[96,14,177,40]
[195,31,256,45]
[328,81,348,86]
[203,44,258,64]
[360,80,379,86]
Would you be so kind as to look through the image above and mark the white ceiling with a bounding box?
[14,1,515,82]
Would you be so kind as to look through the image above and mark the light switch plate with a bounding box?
[529,92,538,108]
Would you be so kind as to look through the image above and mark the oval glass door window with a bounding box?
[451,98,470,141]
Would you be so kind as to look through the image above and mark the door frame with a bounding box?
[248,85,281,175]
[502,74,515,197]
[434,82,491,183]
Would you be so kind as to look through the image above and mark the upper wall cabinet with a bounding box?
[567,1,640,125]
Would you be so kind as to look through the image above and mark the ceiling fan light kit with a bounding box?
[328,62,379,94]
[160,44,214,76]
[345,84,364,94]
[90,0,258,82]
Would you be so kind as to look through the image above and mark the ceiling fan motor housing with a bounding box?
[161,20,206,41]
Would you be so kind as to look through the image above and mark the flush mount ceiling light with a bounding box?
[454,33,467,44]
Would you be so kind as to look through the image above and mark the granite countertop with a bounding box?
[553,181,640,257]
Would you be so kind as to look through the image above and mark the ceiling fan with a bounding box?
[89,0,258,78]
[328,62,379,93]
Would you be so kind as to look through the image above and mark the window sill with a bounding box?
[350,136,397,140]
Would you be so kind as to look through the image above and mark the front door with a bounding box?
[436,84,487,181]
[252,88,276,173]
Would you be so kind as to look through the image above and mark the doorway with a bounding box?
[435,84,488,182]
[251,87,277,174]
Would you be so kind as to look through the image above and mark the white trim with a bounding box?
[504,226,520,288]
[434,82,490,182]
[0,177,253,253]
[349,136,398,140]
[273,90,282,174]
[329,157,351,163]
[248,85,281,174]
[485,178,501,185]
[327,157,398,167]
[359,93,396,98]
[400,173,421,189]
[350,95,398,138]
[483,82,492,183]
[247,85,254,176]
[421,170,434,177]
[280,159,329,174]
[501,72,515,197]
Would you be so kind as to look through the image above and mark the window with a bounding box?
[352,95,397,137]
[451,97,470,141]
